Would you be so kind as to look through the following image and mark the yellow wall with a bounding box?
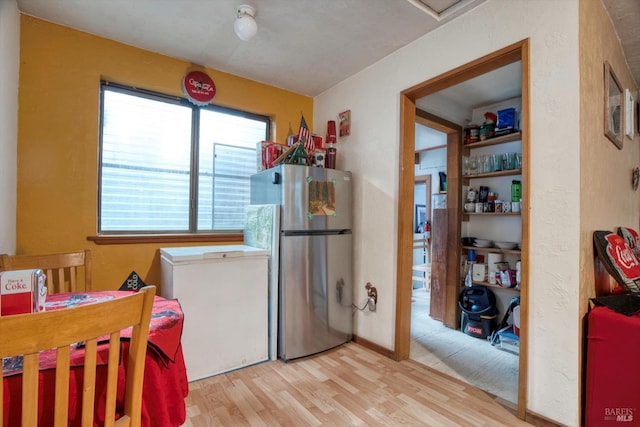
[579,0,639,306]
[17,16,312,290]
[579,0,640,416]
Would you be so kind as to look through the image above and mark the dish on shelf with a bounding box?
[494,241,518,250]
[461,237,476,246]
[473,239,492,247]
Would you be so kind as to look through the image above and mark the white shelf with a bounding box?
[463,168,521,181]
[471,280,520,291]
[461,245,520,255]
[463,131,522,151]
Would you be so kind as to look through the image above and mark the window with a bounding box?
[99,82,269,233]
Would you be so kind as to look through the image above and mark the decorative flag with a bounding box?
[297,114,315,155]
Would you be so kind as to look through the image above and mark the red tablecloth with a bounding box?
[2,291,188,427]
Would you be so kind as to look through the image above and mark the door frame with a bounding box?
[394,39,530,418]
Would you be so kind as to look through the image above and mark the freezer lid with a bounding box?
[160,244,268,262]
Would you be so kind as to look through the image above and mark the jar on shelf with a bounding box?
[464,123,480,144]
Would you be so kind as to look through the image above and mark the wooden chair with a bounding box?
[0,249,92,293]
[0,286,155,427]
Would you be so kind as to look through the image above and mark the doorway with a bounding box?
[412,174,431,292]
[395,40,530,418]
[410,118,519,405]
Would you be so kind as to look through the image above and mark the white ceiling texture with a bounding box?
[15,0,639,109]
[15,0,486,96]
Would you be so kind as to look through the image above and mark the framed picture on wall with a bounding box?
[414,204,426,233]
[637,98,640,135]
[604,61,624,149]
[624,88,635,140]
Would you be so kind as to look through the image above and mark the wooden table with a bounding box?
[2,291,188,427]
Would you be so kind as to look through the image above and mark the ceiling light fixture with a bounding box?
[234,5,257,41]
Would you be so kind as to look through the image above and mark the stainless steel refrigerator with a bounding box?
[250,164,353,361]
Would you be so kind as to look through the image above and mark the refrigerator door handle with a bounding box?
[282,230,351,237]
[272,171,281,184]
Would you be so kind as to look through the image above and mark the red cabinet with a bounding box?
[585,306,640,426]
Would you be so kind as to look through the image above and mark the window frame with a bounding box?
[96,81,270,238]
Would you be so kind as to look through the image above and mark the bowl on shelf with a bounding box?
[462,237,476,246]
[494,241,518,250]
[473,239,492,247]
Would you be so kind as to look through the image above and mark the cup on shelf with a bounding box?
[479,186,489,203]
[503,201,512,213]
[492,154,502,171]
[469,155,478,175]
[511,201,521,213]
[481,155,490,173]
[488,271,497,285]
[462,156,470,176]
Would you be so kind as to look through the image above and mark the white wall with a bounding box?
[0,0,19,255]
[314,0,580,425]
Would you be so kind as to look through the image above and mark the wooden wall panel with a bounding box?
[429,208,447,321]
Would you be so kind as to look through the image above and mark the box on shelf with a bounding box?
[287,134,323,149]
[257,141,288,171]
[472,263,486,281]
[0,269,47,316]
[313,149,326,167]
[495,108,520,136]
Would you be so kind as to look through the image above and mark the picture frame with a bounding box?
[414,204,426,233]
[339,110,351,137]
[624,88,635,140]
[638,98,640,135]
[604,61,624,149]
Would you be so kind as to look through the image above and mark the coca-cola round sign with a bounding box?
[182,71,216,106]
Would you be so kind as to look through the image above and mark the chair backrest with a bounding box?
[0,286,155,427]
[0,249,92,293]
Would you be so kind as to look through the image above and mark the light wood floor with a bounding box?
[183,342,532,426]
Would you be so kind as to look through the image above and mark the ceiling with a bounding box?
[417,0,640,124]
[14,0,640,104]
[602,0,640,89]
[15,0,486,97]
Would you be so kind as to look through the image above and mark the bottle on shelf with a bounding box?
[465,249,475,287]
[511,180,521,202]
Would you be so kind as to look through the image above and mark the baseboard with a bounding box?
[352,335,395,359]
[525,410,564,427]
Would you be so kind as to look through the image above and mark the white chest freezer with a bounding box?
[160,245,269,381]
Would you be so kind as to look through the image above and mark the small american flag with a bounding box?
[297,114,315,154]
